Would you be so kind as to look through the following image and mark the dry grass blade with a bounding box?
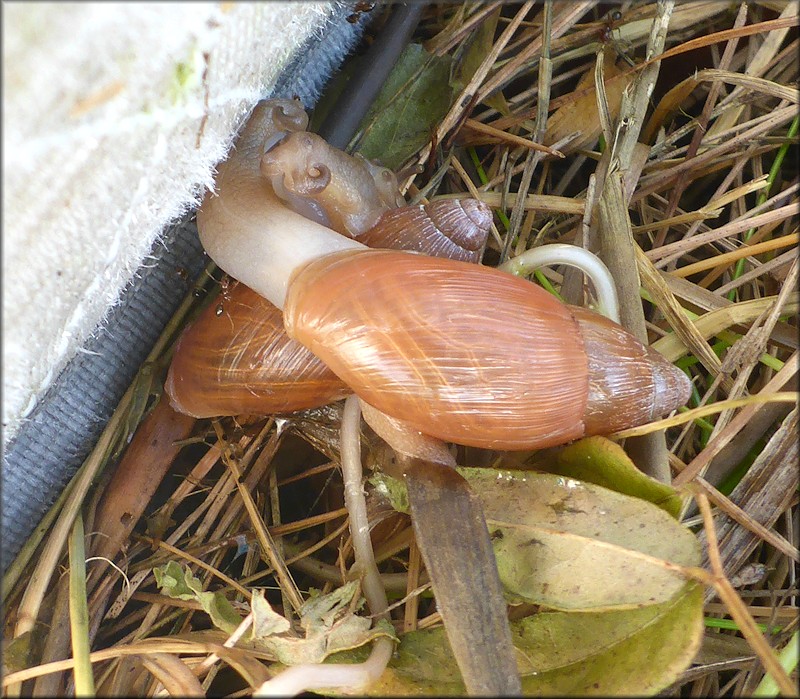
[673,352,798,487]
[694,477,798,564]
[218,440,305,613]
[140,653,205,697]
[636,246,725,383]
[698,408,799,579]
[692,492,796,696]
[2,638,242,687]
[672,232,798,278]
[68,515,95,696]
[464,116,564,157]
[652,293,799,362]
[613,393,798,439]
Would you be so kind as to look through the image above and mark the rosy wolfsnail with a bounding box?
[283,249,690,450]
[258,125,486,260]
[260,130,403,237]
[168,96,494,418]
[166,197,491,418]
[355,198,489,263]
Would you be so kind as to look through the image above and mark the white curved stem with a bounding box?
[340,395,390,619]
[499,244,621,323]
[254,639,394,697]
[255,396,393,697]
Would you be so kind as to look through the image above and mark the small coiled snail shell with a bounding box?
[356,199,490,264]
[284,249,692,450]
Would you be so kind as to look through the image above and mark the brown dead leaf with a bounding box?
[544,51,633,153]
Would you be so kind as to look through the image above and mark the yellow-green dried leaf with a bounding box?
[453,8,508,115]
[462,468,700,609]
[300,582,363,634]
[2,632,32,675]
[153,560,194,600]
[369,469,699,611]
[153,561,243,634]
[516,583,703,695]
[544,52,632,152]
[251,588,291,638]
[251,582,396,666]
[369,471,409,513]
[333,583,703,696]
[533,436,683,518]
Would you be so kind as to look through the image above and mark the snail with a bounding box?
[258,124,487,259]
[283,249,691,450]
[170,97,492,418]
[166,197,492,417]
[195,99,690,448]
[260,130,402,237]
[356,198,488,263]
[260,128,488,261]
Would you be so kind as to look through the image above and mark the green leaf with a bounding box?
[370,469,700,610]
[153,561,243,634]
[2,632,32,675]
[533,436,683,518]
[198,590,243,635]
[355,44,454,169]
[153,560,195,600]
[464,468,700,609]
[368,471,410,513]
[251,589,291,637]
[331,582,703,696]
[452,7,509,116]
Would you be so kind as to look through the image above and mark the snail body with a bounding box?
[197,108,363,310]
[284,249,691,450]
[357,155,405,209]
[169,200,493,417]
[260,130,391,237]
[234,98,309,170]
